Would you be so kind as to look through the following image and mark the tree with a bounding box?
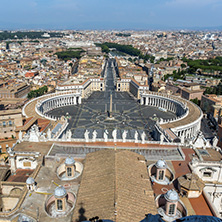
[28,86,48,99]
[55,50,83,61]
[190,98,200,106]
[101,45,110,53]
[181,63,186,68]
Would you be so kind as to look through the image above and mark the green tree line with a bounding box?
[163,69,186,81]
[0,31,64,40]
[190,98,200,106]
[139,54,155,63]
[55,49,84,61]
[96,42,155,62]
[96,42,141,56]
[204,82,222,95]
[115,33,131,37]
[182,57,222,73]
[27,86,48,99]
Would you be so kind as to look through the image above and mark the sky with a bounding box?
[0,0,222,30]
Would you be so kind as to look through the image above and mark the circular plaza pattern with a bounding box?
[23,88,203,142]
[45,91,177,140]
[22,59,202,142]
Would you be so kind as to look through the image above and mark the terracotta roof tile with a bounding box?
[72,149,157,222]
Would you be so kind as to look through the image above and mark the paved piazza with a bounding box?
[47,91,176,140]
[46,60,177,140]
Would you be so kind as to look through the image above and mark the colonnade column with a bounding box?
[146,97,148,105]
[140,97,144,105]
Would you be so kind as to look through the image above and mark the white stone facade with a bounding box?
[141,92,203,141]
[189,158,222,183]
[35,92,81,121]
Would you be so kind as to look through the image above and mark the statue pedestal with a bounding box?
[106,116,115,121]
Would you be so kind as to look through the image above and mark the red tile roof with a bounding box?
[7,169,34,182]
[189,194,213,216]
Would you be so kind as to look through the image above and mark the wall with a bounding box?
[129,81,139,98]
[190,160,222,183]
[16,156,38,170]
[1,185,24,196]
[201,95,217,115]
[217,124,222,149]
[1,197,19,211]
[0,110,23,139]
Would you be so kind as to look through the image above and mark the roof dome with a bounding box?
[155,159,167,169]
[54,185,67,198]
[65,156,75,166]
[26,177,35,185]
[165,189,179,202]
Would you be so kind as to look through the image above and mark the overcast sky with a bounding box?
[0,0,222,30]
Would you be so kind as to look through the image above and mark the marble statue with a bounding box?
[104,130,108,142]
[62,133,66,141]
[122,130,127,142]
[66,130,72,141]
[112,129,117,142]
[213,136,219,147]
[180,134,185,144]
[160,133,164,144]
[192,131,206,148]
[134,131,138,143]
[33,125,40,137]
[84,129,89,142]
[159,118,163,124]
[29,125,40,142]
[7,146,14,156]
[47,128,51,140]
[40,133,47,142]
[141,131,146,144]
[23,133,29,141]
[19,130,23,141]
[7,146,12,153]
[205,140,211,148]
[92,130,97,142]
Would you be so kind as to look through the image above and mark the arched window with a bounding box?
[159,170,164,180]
[67,167,72,177]
[168,204,175,215]
[57,199,63,211]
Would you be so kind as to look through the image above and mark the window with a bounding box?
[203,172,212,177]
[57,199,63,211]
[3,121,6,127]
[67,167,72,177]
[168,204,175,215]
[159,170,164,180]
[9,120,12,126]
[23,162,31,167]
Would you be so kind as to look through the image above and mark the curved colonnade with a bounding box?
[24,90,202,143]
[141,92,187,116]
[141,92,203,140]
[35,92,82,121]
